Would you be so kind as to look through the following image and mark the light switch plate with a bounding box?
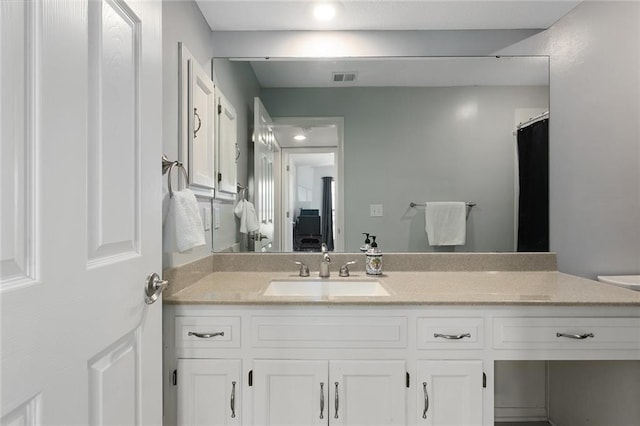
[214,207,221,229]
[203,207,212,231]
[370,204,383,217]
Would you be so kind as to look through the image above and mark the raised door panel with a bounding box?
[330,360,406,426]
[177,359,241,426]
[252,359,327,426]
[417,360,483,426]
[0,0,37,288]
[217,91,237,197]
[87,0,141,264]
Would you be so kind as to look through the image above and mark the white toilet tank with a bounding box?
[597,275,640,291]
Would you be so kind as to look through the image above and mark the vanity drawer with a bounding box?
[251,315,407,348]
[417,317,484,350]
[493,317,640,350]
[175,316,241,349]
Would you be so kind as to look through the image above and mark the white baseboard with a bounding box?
[495,407,548,422]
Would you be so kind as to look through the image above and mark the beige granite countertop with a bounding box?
[164,270,640,306]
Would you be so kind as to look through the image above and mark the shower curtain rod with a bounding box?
[516,111,549,130]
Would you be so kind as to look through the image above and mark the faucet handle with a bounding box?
[293,261,310,277]
[338,261,357,277]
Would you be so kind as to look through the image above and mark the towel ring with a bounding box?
[162,155,189,198]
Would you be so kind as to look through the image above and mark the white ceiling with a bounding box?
[289,152,335,168]
[249,56,549,88]
[196,1,581,32]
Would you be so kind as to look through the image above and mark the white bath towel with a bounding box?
[162,189,206,253]
[234,199,260,234]
[425,202,467,246]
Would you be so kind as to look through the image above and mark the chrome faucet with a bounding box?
[319,243,331,277]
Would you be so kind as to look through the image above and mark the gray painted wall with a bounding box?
[162,0,215,268]
[261,86,548,252]
[496,1,640,280]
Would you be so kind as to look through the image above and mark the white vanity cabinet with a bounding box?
[163,303,640,426]
[178,359,241,425]
[252,360,408,426]
[252,360,327,426]
[416,360,483,426]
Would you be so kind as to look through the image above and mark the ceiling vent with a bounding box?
[332,71,358,83]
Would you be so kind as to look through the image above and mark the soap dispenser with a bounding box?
[365,236,383,275]
[360,233,371,252]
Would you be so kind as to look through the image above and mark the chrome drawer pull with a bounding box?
[556,332,594,340]
[188,331,225,338]
[422,382,429,419]
[334,382,339,419]
[320,382,324,419]
[434,333,471,340]
[230,381,236,418]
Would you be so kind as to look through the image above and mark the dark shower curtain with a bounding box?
[321,176,334,251]
[517,118,549,252]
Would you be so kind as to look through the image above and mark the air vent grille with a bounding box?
[332,72,358,83]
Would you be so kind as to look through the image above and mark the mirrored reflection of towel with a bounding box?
[234,199,260,234]
[425,202,466,246]
[163,189,206,252]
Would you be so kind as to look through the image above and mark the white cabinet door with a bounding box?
[330,360,407,426]
[253,360,328,426]
[178,359,241,426]
[217,90,238,197]
[190,60,216,191]
[417,361,483,426]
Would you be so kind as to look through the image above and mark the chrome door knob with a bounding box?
[144,272,169,305]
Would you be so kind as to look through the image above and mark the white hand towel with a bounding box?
[234,199,260,234]
[425,202,467,246]
[163,189,206,253]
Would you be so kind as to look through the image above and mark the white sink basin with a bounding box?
[263,280,389,297]
[597,275,640,291]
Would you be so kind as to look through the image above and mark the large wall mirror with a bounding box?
[217,56,549,253]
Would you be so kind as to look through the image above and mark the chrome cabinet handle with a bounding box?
[433,333,471,340]
[230,381,236,418]
[320,382,324,419]
[556,332,595,340]
[187,331,224,338]
[334,382,339,419]
[193,108,202,139]
[422,382,429,419]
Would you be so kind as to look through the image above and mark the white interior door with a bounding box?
[1,0,163,424]
[217,90,238,196]
[253,97,280,252]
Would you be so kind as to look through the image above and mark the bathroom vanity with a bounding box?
[162,254,640,426]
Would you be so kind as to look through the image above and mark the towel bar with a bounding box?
[410,202,476,208]
[410,201,476,219]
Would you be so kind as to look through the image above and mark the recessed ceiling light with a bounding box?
[313,3,336,21]
[293,134,307,141]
